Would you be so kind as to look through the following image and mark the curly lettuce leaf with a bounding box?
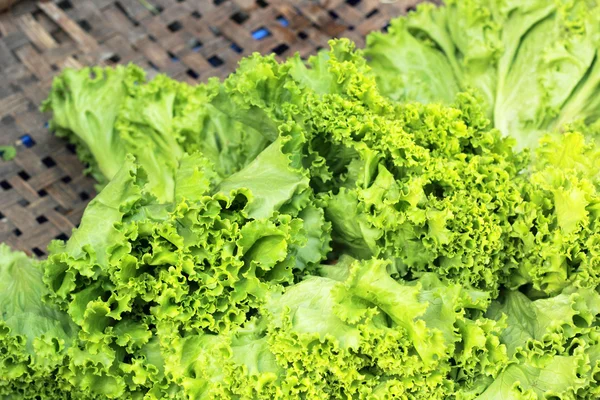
[506,131,600,295]
[366,10,461,104]
[0,245,82,399]
[365,0,600,148]
[481,285,600,399]
[41,147,330,398]
[476,353,588,400]
[217,138,309,220]
[175,257,506,399]
[42,65,142,183]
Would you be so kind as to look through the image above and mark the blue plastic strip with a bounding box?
[277,16,289,27]
[252,27,270,40]
[20,134,34,148]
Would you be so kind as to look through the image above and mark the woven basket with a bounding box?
[0,0,19,12]
[0,0,432,256]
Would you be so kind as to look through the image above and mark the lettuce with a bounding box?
[172,257,507,399]
[4,1,600,397]
[366,0,600,148]
[42,66,269,202]
[40,140,330,397]
[0,245,89,399]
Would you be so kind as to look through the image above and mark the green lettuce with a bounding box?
[0,244,88,399]
[172,257,507,399]
[506,131,600,295]
[41,140,330,397]
[481,286,600,399]
[42,66,270,202]
[19,5,600,397]
[366,0,600,148]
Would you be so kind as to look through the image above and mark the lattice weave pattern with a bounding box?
[0,0,429,255]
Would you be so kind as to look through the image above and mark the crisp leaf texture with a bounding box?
[7,2,600,397]
[366,0,600,148]
[0,245,87,399]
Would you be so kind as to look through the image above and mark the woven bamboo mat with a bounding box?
[0,0,430,256]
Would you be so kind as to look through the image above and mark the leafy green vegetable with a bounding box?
[0,146,16,161]
[0,244,90,399]
[41,143,330,397]
[42,65,270,202]
[4,1,600,398]
[366,0,600,148]
[171,257,507,399]
[507,131,600,295]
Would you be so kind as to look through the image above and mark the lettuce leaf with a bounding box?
[365,0,600,148]
[0,245,85,399]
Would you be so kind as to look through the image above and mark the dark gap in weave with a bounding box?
[168,21,183,32]
[37,189,48,198]
[79,191,90,201]
[230,42,243,53]
[13,228,22,237]
[276,15,289,27]
[191,10,202,19]
[190,39,203,52]
[50,30,63,44]
[256,0,269,7]
[366,9,379,18]
[329,10,339,20]
[186,69,199,79]
[18,170,31,181]
[42,156,57,168]
[0,180,12,190]
[57,0,73,11]
[214,0,227,5]
[2,115,15,125]
[32,10,44,21]
[0,211,4,220]
[61,176,72,184]
[298,31,308,40]
[346,0,360,6]
[18,199,30,207]
[32,247,45,257]
[78,19,92,33]
[36,215,48,225]
[208,55,224,67]
[108,54,121,64]
[55,233,69,241]
[272,43,289,55]
[231,10,249,24]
